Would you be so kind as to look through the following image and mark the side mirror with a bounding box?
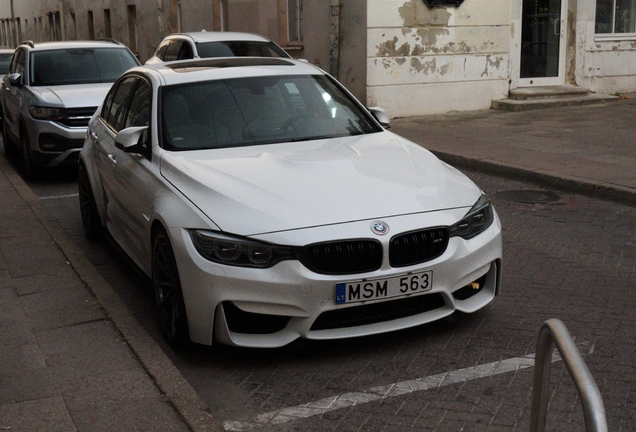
[7,73,22,87]
[115,126,148,152]
[368,106,390,129]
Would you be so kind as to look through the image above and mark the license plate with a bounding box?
[335,270,433,304]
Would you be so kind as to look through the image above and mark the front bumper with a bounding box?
[170,211,503,347]
[25,118,86,167]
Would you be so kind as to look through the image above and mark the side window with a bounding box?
[124,80,150,128]
[177,42,194,60]
[163,40,183,61]
[155,39,171,61]
[124,79,152,155]
[103,76,137,132]
[11,49,25,77]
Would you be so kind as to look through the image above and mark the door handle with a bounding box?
[108,154,116,164]
[553,18,559,36]
[90,131,98,140]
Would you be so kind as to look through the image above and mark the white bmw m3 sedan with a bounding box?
[78,57,502,347]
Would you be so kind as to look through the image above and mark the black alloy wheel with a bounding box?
[20,126,37,180]
[152,228,190,345]
[2,117,17,158]
[78,162,102,240]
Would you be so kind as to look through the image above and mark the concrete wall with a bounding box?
[339,0,368,103]
[0,0,174,62]
[366,0,511,117]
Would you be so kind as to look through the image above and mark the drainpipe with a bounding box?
[59,1,66,41]
[10,0,16,47]
[329,0,340,77]
[156,0,166,39]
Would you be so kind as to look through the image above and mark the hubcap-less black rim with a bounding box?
[78,165,93,232]
[152,233,181,338]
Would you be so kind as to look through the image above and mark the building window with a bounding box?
[127,5,138,56]
[104,9,112,39]
[596,0,636,33]
[288,0,303,43]
[88,10,95,39]
[70,13,77,40]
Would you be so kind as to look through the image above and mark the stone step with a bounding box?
[508,85,591,100]
[491,88,620,112]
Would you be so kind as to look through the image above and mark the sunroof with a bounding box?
[167,57,294,72]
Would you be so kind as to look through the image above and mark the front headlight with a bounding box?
[450,195,494,239]
[28,105,67,121]
[190,230,296,268]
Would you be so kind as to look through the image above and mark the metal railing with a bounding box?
[530,318,608,432]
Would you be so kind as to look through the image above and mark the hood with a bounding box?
[160,132,482,235]
[30,82,114,107]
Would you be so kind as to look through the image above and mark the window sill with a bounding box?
[282,44,304,51]
[594,33,636,42]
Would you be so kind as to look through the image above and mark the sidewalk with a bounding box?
[391,94,636,206]
[0,156,221,430]
[1,94,635,431]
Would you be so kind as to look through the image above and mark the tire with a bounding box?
[2,117,17,158]
[20,126,37,180]
[152,228,190,345]
[78,162,102,241]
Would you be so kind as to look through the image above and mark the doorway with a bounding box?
[518,0,567,86]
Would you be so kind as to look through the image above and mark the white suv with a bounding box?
[1,40,139,178]
[145,31,290,64]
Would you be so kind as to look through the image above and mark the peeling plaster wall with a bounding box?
[367,0,510,116]
[575,0,636,93]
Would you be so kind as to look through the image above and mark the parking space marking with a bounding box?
[223,342,593,431]
[39,193,79,200]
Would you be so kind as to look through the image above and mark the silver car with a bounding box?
[0,40,139,178]
[145,31,290,64]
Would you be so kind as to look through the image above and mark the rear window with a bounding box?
[195,41,289,58]
[30,48,139,86]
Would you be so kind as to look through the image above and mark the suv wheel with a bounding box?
[2,117,17,158]
[20,126,37,180]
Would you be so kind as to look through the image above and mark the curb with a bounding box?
[0,156,224,432]
[432,151,636,207]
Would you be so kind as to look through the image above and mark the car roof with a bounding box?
[167,31,273,44]
[133,57,325,86]
[20,40,128,51]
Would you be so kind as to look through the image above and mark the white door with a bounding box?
[518,0,568,86]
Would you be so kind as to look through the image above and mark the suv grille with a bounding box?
[297,240,382,275]
[389,227,449,267]
[59,107,97,128]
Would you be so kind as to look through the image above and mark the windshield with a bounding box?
[30,48,139,86]
[161,75,382,151]
[0,53,12,74]
[196,41,289,58]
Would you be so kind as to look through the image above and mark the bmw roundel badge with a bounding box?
[371,221,389,235]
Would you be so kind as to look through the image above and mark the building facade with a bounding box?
[0,0,634,117]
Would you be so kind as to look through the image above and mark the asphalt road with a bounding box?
[13,153,636,431]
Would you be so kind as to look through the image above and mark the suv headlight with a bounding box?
[28,106,67,121]
[450,195,494,239]
[190,230,296,268]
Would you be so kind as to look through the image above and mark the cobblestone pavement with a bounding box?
[34,168,636,432]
